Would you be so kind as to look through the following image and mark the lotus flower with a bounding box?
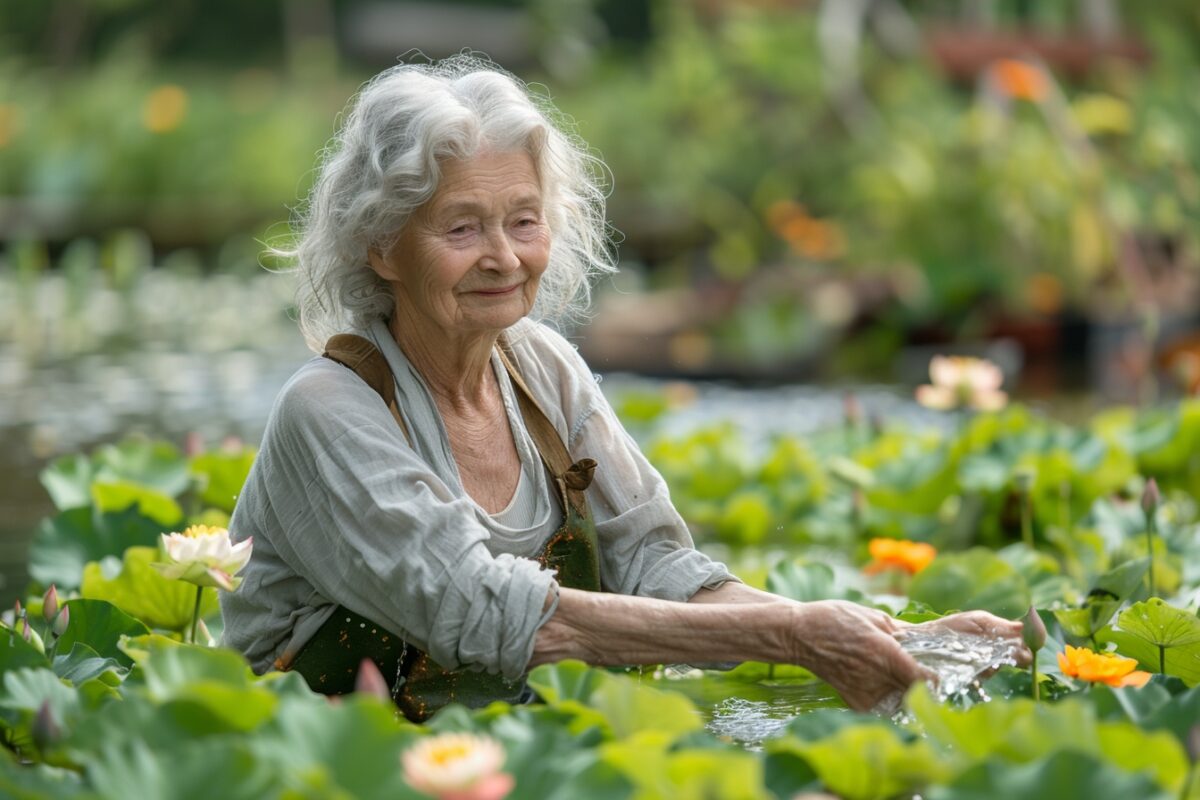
[152,525,252,591]
[1057,645,1151,688]
[915,356,1008,412]
[402,733,514,800]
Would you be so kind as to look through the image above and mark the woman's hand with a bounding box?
[906,610,1033,667]
[790,600,935,712]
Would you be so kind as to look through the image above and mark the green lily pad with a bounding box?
[38,454,97,512]
[54,600,150,668]
[86,738,280,800]
[604,732,768,800]
[29,506,164,590]
[91,481,184,529]
[81,546,218,632]
[906,683,1188,790]
[92,438,191,498]
[909,548,1030,618]
[137,641,278,734]
[766,560,837,602]
[529,660,702,739]
[1097,599,1200,684]
[250,696,423,800]
[51,643,125,686]
[0,627,51,674]
[928,751,1171,800]
[767,722,949,800]
[190,449,256,514]
[1053,558,1149,639]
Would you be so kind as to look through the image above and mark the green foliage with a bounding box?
[189,450,256,514]
[11,398,1200,797]
[909,548,1030,618]
[30,507,163,591]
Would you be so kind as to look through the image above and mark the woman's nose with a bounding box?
[481,228,521,272]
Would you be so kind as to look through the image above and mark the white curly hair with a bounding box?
[277,55,616,353]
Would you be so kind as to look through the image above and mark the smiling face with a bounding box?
[368,149,551,349]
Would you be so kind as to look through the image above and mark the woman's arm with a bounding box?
[688,581,785,605]
[530,588,970,711]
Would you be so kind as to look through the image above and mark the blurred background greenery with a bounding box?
[1,0,1199,594]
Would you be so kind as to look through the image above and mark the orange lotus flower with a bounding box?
[993,58,1049,103]
[863,538,936,576]
[1057,645,1151,688]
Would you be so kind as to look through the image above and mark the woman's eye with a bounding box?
[448,223,475,236]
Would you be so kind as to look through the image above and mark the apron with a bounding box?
[277,333,602,722]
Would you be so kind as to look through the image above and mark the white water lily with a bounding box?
[152,524,252,591]
[916,355,1008,412]
[402,733,514,800]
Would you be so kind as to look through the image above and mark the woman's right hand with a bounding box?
[788,600,934,712]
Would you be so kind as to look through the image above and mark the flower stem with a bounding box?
[1031,650,1039,702]
[189,585,203,645]
[1160,643,1166,676]
[1020,490,1034,550]
[1146,525,1157,599]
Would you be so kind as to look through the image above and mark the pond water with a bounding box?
[655,624,1022,749]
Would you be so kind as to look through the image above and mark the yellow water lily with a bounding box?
[402,732,514,800]
[152,524,252,592]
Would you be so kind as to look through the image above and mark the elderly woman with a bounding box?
[221,57,1027,720]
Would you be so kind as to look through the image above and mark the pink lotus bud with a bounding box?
[1142,478,1160,514]
[13,599,21,622]
[354,659,392,702]
[53,606,70,638]
[42,585,58,623]
[20,616,44,654]
[1022,607,1047,652]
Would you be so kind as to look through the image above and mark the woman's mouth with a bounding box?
[470,284,521,297]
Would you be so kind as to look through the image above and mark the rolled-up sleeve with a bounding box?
[573,400,739,601]
[264,365,555,681]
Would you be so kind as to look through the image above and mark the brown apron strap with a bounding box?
[322,333,411,444]
[495,339,596,516]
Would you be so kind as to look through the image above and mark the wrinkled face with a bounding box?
[369,149,551,341]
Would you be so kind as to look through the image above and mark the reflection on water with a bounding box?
[705,694,827,750]
[662,669,841,750]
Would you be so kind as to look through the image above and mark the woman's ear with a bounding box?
[367,248,397,281]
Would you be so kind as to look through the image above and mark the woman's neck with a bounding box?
[387,314,501,411]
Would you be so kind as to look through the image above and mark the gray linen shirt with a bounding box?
[220,317,736,681]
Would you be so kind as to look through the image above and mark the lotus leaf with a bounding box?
[909,547,1030,618]
[29,506,164,590]
[1097,599,1200,684]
